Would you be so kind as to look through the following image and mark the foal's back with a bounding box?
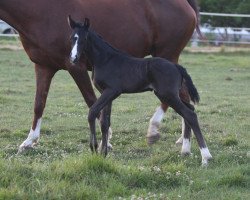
[99,54,182,94]
[147,58,182,94]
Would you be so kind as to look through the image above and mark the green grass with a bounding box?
[0,49,249,199]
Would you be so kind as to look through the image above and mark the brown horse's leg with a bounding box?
[18,64,57,153]
[147,90,192,147]
[68,65,97,107]
[147,105,165,145]
[68,66,113,149]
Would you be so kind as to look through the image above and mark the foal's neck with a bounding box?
[85,32,122,67]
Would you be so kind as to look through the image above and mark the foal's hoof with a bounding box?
[201,148,213,167]
[147,133,160,145]
[201,156,213,167]
[98,142,113,153]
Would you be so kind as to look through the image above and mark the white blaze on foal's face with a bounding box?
[70,33,79,62]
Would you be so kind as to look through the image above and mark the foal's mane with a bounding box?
[88,29,131,57]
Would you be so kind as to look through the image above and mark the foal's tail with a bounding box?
[176,64,200,104]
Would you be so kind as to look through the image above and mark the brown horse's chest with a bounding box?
[20,35,66,69]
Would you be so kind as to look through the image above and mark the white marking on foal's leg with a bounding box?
[200,147,212,166]
[99,127,113,150]
[18,118,42,153]
[181,138,191,155]
[176,118,185,145]
[70,34,79,62]
[98,119,113,152]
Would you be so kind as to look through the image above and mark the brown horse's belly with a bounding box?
[148,0,196,62]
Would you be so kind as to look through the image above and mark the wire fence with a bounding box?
[191,12,250,47]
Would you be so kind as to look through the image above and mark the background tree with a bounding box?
[198,0,250,27]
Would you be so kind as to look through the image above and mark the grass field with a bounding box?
[0,47,249,199]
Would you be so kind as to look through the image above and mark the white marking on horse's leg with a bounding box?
[181,138,191,155]
[176,118,185,145]
[18,118,42,153]
[147,106,165,137]
[200,147,212,166]
[70,34,79,62]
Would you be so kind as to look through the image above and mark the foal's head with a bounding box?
[68,15,90,64]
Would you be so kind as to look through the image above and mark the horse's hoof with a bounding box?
[107,143,113,151]
[147,133,160,145]
[201,157,212,167]
[175,137,183,145]
[17,145,34,154]
[181,151,191,156]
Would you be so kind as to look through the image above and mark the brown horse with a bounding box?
[0,0,201,155]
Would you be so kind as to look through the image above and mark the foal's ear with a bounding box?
[84,18,90,29]
[68,15,77,29]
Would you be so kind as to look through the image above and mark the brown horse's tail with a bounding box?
[186,0,204,39]
[176,64,200,104]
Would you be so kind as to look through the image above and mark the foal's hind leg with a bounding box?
[18,65,57,153]
[176,84,192,145]
[180,101,195,156]
[160,95,212,166]
[181,118,192,156]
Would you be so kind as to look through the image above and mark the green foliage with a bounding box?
[222,135,238,146]
[198,0,250,27]
[0,49,249,199]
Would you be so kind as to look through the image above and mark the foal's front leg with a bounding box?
[68,65,114,150]
[88,89,119,154]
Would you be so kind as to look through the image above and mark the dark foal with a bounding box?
[68,17,212,166]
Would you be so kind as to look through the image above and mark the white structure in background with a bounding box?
[192,12,250,46]
[0,20,17,35]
